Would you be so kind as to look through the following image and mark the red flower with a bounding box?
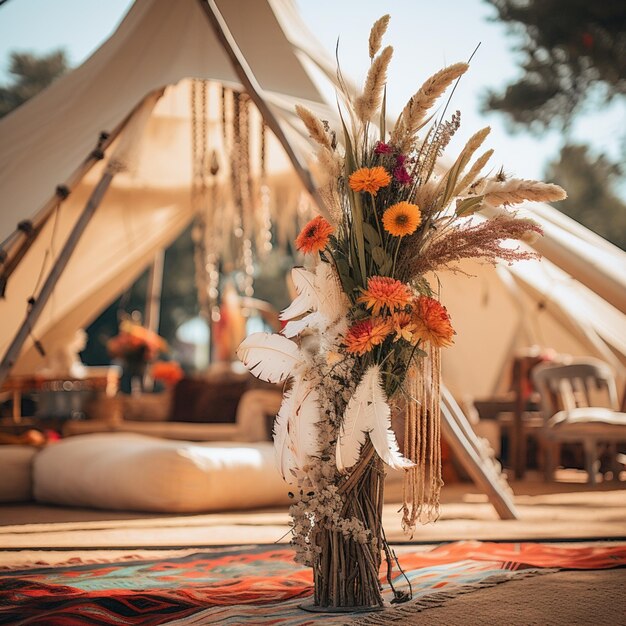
[344,317,392,355]
[393,166,412,185]
[295,215,334,254]
[374,141,392,154]
[411,296,455,348]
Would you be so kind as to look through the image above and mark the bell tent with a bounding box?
[0,0,624,408]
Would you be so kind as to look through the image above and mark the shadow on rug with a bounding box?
[0,541,624,625]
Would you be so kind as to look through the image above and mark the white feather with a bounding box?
[280,267,318,321]
[315,262,350,324]
[336,365,413,471]
[282,312,326,338]
[273,376,320,483]
[273,388,298,483]
[320,317,349,355]
[289,380,321,468]
[236,332,302,383]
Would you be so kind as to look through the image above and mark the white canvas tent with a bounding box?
[0,0,625,399]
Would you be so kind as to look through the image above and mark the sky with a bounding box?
[0,0,623,191]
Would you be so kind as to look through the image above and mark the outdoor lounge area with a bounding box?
[0,0,625,624]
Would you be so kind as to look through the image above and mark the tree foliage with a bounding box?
[483,0,626,130]
[0,50,68,118]
[545,144,626,250]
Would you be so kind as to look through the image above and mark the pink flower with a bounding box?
[393,165,412,185]
[395,154,407,166]
[374,141,392,155]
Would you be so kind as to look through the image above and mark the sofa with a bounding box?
[63,368,282,442]
[0,364,292,512]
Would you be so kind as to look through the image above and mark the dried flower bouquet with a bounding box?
[238,15,565,610]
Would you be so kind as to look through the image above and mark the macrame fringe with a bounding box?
[402,343,443,534]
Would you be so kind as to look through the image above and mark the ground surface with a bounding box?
[1,471,624,551]
[0,473,624,624]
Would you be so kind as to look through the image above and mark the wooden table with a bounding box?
[0,368,120,423]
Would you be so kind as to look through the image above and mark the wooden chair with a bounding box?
[531,358,626,484]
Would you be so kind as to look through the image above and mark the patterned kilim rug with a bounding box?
[0,541,624,625]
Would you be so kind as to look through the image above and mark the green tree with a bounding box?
[0,50,68,118]
[545,144,626,250]
[483,0,626,130]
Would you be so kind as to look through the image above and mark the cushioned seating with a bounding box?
[63,388,282,442]
[0,445,38,503]
[62,419,246,442]
[33,433,290,513]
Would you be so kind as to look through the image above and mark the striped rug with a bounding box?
[1,541,624,625]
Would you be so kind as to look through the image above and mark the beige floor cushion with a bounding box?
[0,445,38,502]
[33,433,290,513]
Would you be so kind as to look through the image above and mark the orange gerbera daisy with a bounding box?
[382,201,421,237]
[348,166,392,196]
[295,215,334,254]
[357,276,412,316]
[411,296,455,348]
[344,317,392,355]
[390,311,418,344]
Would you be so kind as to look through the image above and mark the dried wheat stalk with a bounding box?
[355,46,393,123]
[391,62,469,152]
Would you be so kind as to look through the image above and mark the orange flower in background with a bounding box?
[348,166,392,196]
[344,317,392,355]
[411,296,455,348]
[383,201,421,237]
[151,361,184,386]
[357,276,412,316]
[390,311,418,344]
[295,215,334,254]
[107,321,167,362]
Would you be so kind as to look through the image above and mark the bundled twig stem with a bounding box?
[313,448,386,608]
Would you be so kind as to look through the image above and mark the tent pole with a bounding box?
[197,0,329,219]
[0,171,115,388]
[144,249,165,335]
[0,96,156,298]
[142,249,165,391]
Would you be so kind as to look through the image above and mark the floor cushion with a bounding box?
[33,433,290,513]
[0,445,38,503]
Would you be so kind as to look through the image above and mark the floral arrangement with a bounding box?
[237,15,565,610]
[150,360,184,387]
[107,320,167,365]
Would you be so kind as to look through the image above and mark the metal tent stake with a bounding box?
[0,171,115,388]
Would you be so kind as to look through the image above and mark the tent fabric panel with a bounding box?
[1,184,193,373]
[0,0,325,243]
